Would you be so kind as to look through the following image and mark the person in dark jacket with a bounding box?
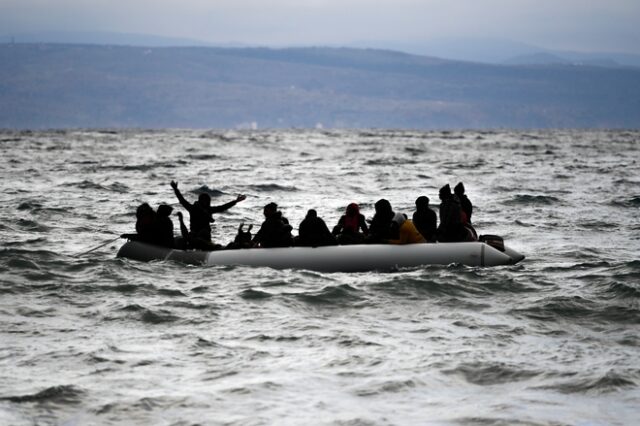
[436,184,469,242]
[226,223,254,250]
[135,202,156,244]
[151,204,175,248]
[171,180,245,250]
[412,196,437,242]
[454,182,473,224]
[252,202,294,248]
[332,203,368,245]
[367,198,396,243]
[296,209,337,247]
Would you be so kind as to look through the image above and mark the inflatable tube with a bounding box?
[117,241,524,272]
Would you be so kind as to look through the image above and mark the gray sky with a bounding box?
[2,0,640,54]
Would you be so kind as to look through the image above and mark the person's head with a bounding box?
[157,204,173,217]
[454,182,465,196]
[198,193,211,208]
[306,209,317,219]
[346,203,359,217]
[392,212,406,227]
[374,199,394,221]
[136,202,154,219]
[415,196,429,210]
[263,202,278,218]
[439,184,452,201]
[374,199,392,214]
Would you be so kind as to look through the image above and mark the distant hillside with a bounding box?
[1,43,639,129]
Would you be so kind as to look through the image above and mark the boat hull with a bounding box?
[117,241,524,272]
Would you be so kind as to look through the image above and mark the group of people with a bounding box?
[129,181,476,251]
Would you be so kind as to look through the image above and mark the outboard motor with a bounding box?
[479,234,505,252]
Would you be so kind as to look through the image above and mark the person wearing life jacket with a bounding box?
[252,202,294,248]
[332,203,368,245]
[367,198,395,243]
[296,209,337,247]
[412,196,437,242]
[436,184,469,242]
[387,213,426,244]
[170,180,246,250]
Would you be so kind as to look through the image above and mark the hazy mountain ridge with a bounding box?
[6,31,640,67]
[1,43,639,129]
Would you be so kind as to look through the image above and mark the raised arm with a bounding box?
[210,194,247,213]
[170,181,191,210]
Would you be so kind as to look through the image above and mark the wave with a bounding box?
[292,284,363,306]
[154,288,186,297]
[246,333,301,342]
[369,269,534,300]
[240,288,274,300]
[248,183,299,192]
[108,283,155,294]
[511,296,596,321]
[17,201,43,211]
[505,194,562,205]
[512,295,640,324]
[15,306,57,318]
[193,185,225,197]
[535,371,636,394]
[603,282,640,299]
[0,248,61,266]
[13,219,51,232]
[68,180,130,193]
[186,154,220,161]
[141,308,180,324]
[113,160,187,171]
[443,362,541,386]
[115,304,180,324]
[193,337,228,349]
[0,385,84,404]
[365,158,419,166]
[576,220,619,230]
[610,196,640,208]
[355,379,419,397]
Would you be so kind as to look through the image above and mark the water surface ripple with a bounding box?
[1,129,639,425]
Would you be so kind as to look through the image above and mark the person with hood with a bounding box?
[332,203,368,245]
[367,198,396,243]
[134,202,156,244]
[412,196,437,242]
[454,182,473,224]
[436,184,469,242]
[252,202,294,248]
[296,209,337,247]
[170,180,246,250]
[387,212,426,245]
[152,204,175,248]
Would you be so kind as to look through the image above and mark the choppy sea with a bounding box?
[1,129,639,425]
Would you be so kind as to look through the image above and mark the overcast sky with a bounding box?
[2,0,639,54]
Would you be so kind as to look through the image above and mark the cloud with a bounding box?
[1,0,639,53]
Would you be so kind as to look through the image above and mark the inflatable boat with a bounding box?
[117,240,524,272]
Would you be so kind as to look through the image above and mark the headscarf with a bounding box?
[343,203,360,233]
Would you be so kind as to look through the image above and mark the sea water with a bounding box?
[1,129,639,425]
